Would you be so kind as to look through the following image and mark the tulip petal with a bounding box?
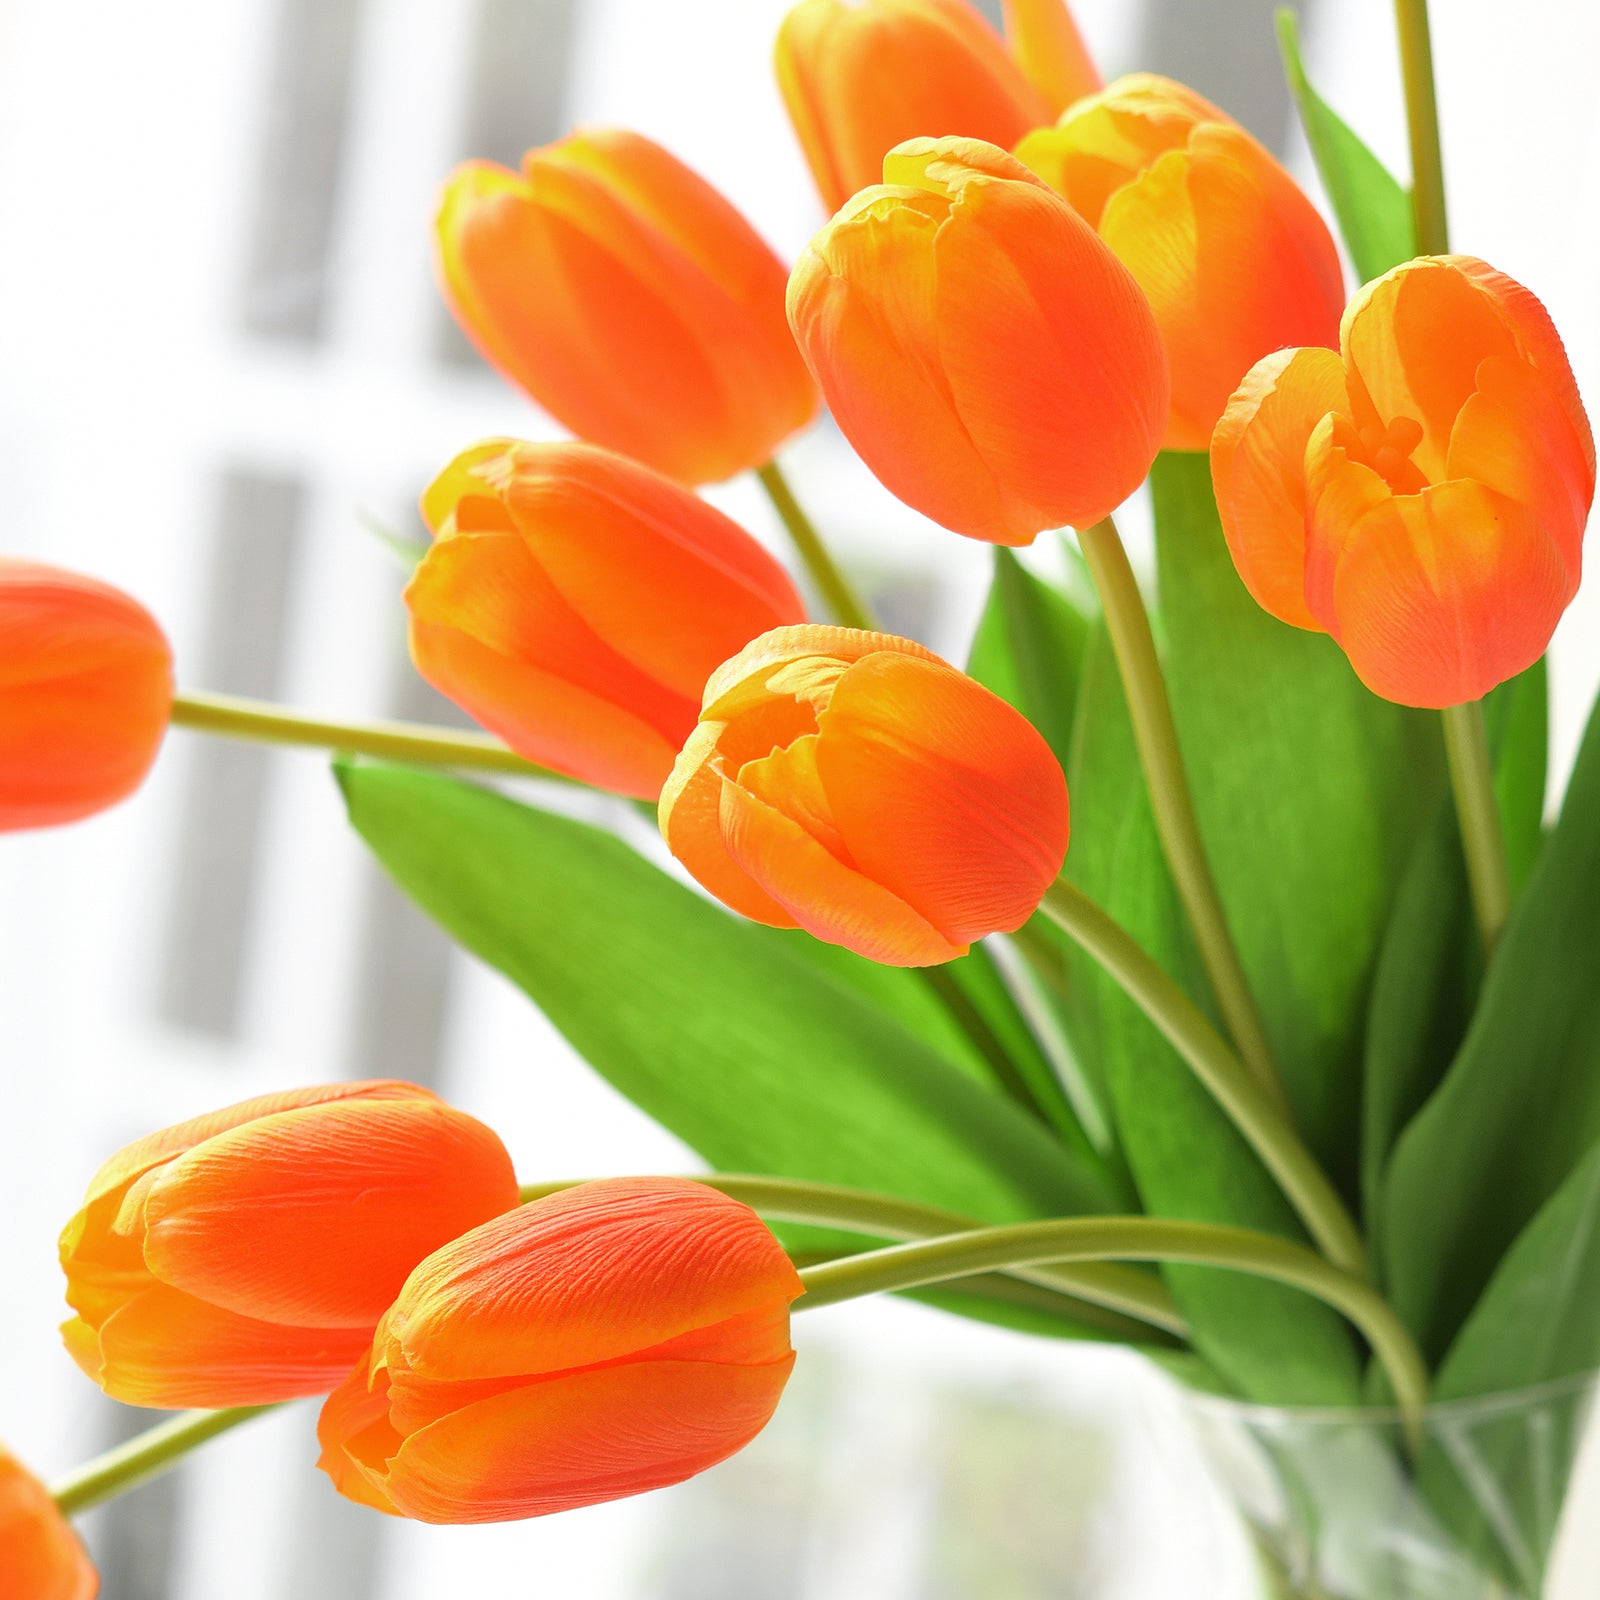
[1001,0,1102,114]
[379,1356,794,1524]
[720,775,965,965]
[419,439,520,536]
[1211,345,1346,630]
[0,1449,98,1600]
[817,652,1068,942]
[701,624,939,720]
[135,1100,517,1330]
[316,1357,405,1516]
[383,1179,802,1386]
[736,733,849,860]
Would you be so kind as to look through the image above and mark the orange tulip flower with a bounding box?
[787,137,1168,546]
[1211,255,1595,707]
[0,1448,97,1600]
[0,560,172,833]
[776,0,1099,215]
[316,1177,803,1523]
[408,439,806,799]
[435,129,818,486]
[60,1081,519,1409]
[660,624,1069,966]
[1015,74,1345,451]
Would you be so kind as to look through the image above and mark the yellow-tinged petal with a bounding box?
[1001,0,1101,115]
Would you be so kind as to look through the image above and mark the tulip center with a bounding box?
[1356,413,1429,495]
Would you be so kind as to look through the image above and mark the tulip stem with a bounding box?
[1393,0,1449,255]
[1442,701,1512,955]
[518,1174,1188,1337]
[756,460,877,631]
[795,1217,1427,1446]
[169,690,562,780]
[1074,516,1286,1113]
[50,1405,276,1517]
[1037,881,1369,1279]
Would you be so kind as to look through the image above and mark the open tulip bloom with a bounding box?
[15,1,1600,1595]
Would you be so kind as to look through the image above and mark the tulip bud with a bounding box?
[660,624,1070,966]
[1015,74,1345,451]
[776,0,1096,214]
[0,561,172,832]
[0,1448,97,1600]
[788,137,1168,545]
[408,439,806,799]
[60,1081,520,1409]
[1211,255,1595,707]
[435,129,818,486]
[316,1178,803,1523]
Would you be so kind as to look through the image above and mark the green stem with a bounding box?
[1442,701,1512,954]
[795,1217,1427,1445]
[756,460,876,631]
[1393,0,1449,255]
[1075,516,1286,1113]
[169,691,560,780]
[1038,881,1369,1279]
[50,1406,275,1516]
[519,1174,1187,1338]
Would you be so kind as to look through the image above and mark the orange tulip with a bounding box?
[660,624,1069,966]
[1211,255,1596,707]
[1015,73,1345,451]
[316,1177,803,1523]
[0,560,172,832]
[407,439,806,799]
[435,129,817,486]
[776,0,1099,214]
[787,137,1168,546]
[0,1448,97,1600]
[60,1081,519,1409]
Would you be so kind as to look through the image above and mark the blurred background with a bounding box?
[2,0,1599,1594]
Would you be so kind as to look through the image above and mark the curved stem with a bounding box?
[1442,701,1511,955]
[519,1174,1187,1338]
[50,1405,275,1516]
[1075,516,1285,1112]
[1039,881,1369,1279]
[169,691,560,780]
[1393,0,1449,255]
[756,460,876,631]
[796,1218,1427,1445]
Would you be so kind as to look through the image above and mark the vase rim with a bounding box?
[1181,1368,1597,1429]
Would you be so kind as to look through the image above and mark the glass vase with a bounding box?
[1183,1374,1599,1599]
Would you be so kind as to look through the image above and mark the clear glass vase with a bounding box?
[1183,1374,1599,1599]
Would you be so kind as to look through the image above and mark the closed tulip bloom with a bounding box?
[0,1449,97,1600]
[788,138,1168,545]
[436,129,817,485]
[1211,256,1595,707]
[1015,74,1345,451]
[316,1178,803,1523]
[660,624,1069,966]
[776,0,1098,214]
[60,1081,520,1409]
[1,561,172,832]
[408,440,806,799]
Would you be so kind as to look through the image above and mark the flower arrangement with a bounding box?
[4,1,1598,1595]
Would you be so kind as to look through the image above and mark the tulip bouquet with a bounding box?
[5,1,1599,1597]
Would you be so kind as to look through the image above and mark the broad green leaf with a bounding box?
[967,543,1094,769]
[1058,625,1362,1403]
[1361,663,1547,1230]
[1383,694,1600,1358]
[1409,1142,1600,1594]
[1151,451,1442,1193]
[338,761,1125,1270]
[1276,8,1416,284]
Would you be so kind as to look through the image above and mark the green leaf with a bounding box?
[1361,663,1548,1231]
[967,543,1094,770]
[1059,624,1362,1403]
[338,762,1127,1289]
[1151,451,1443,1194]
[1276,8,1416,283]
[1382,694,1600,1358]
